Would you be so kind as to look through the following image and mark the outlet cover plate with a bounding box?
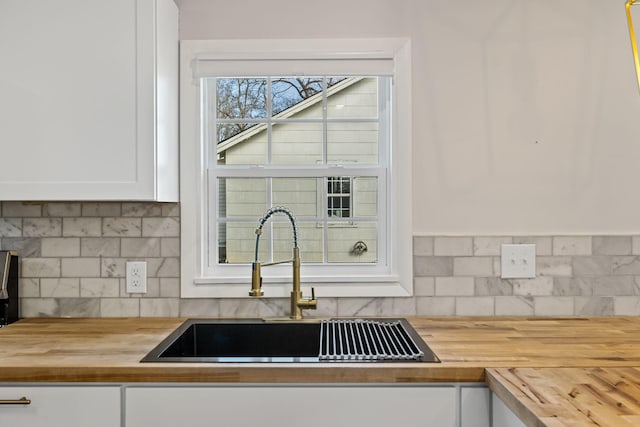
[126,261,147,293]
[501,244,536,279]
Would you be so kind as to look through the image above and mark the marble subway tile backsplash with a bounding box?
[413,235,640,316]
[2,202,640,317]
[0,202,180,318]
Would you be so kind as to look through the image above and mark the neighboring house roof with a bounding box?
[217,77,363,155]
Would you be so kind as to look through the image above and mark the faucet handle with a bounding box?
[306,287,316,303]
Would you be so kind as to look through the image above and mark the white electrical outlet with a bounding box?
[501,244,536,279]
[126,261,147,293]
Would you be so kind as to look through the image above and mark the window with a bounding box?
[180,39,412,298]
[327,177,351,218]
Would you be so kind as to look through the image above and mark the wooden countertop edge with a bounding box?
[485,368,546,427]
[484,367,640,427]
[0,365,486,384]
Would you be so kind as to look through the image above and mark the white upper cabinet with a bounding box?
[0,0,178,201]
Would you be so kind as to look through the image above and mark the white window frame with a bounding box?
[180,38,412,298]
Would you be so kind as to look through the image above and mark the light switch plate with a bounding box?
[501,244,536,279]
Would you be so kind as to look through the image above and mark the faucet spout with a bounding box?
[254,207,298,263]
[249,207,317,320]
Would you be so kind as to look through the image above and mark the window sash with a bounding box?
[204,76,385,167]
[205,168,388,275]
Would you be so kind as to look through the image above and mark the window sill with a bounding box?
[183,275,411,298]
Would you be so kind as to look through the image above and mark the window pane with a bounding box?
[353,177,377,217]
[222,221,268,264]
[218,178,267,218]
[274,222,323,263]
[217,123,267,165]
[327,222,377,263]
[327,77,378,119]
[272,122,323,165]
[272,178,319,217]
[271,77,323,118]
[216,78,267,120]
[327,122,378,164]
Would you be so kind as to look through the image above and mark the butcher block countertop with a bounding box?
[2,316,640,426]
[486,367,640,427]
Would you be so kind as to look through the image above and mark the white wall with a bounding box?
[179,0,640,235]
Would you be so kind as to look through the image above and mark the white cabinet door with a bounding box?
[0,0,178,201]
[0,386,120,427]
[492,393,527,427]
[461,386,491,427]
[126,386,457,427]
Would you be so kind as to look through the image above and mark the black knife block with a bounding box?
[0,251,19,326]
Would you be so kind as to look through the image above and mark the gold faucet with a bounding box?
[249,207,317,320]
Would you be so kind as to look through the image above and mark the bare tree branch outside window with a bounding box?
[216,77,345,143]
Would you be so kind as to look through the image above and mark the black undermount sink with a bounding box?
[141,318,440,363]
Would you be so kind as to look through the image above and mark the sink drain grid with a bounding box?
[318,319,425,361]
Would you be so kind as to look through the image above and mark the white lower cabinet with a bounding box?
[0,383,524,426]
[0,386,120,427]
[492,392,527,427]
[461,386,491,427]
[125,385,458,427]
